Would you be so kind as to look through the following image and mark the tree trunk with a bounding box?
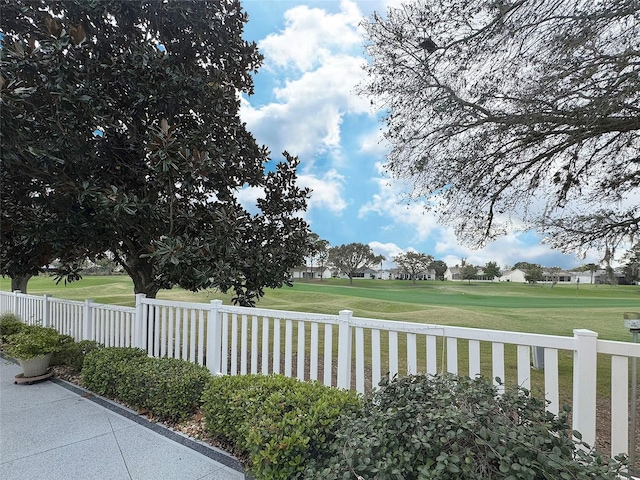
[121,257,160,299]
[11,274,32,293]
[349,275,353,285]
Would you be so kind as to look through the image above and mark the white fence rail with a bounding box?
[1,289,637,461]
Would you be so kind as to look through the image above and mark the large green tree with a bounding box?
[329,243,385,286]
[429,259,447,281]
[393,251,433,284]
[307,233,330,280]
[524,265,544,284]
[483,261,501,281]
[361,0,639,257]
[461,264,478,284]
[1,0,309,304]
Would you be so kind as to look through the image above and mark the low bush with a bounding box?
[0,313,24,341]
[133,357,211,422]
[304,373,625,479]
[202,374,362,480]
[51,336,102,371]
[4,324,64,359]
[82,347,210,422]
[82,347,148,397]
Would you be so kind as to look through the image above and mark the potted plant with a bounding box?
[5,325,63,378]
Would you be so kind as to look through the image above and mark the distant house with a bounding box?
[445,266,499,282]
[499,269,527,283]
[394,268,437,281]
[541,270,573,283]
[376,269,393,280]
[569,270,596,284]
[289,265,332,280]
[335,268,379,280]
[444,266,460,281]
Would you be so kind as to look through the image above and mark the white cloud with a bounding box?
[241,0,373,165]
[359,176,441,242]
[299,169,347,214]
[359,169,595,270]
[369,241,403,268]
[259,0,364,72]
[359,128,389,156]
[242,54,370,161]
[433,230,600,270]
[236,185,265,216]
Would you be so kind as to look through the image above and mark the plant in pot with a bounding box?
[5,325,63,378]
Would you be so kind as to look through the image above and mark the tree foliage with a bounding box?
[1,0,309,304]
[461,264,478,284]
[329,243,384,285]
[429,259,447,281]
[306,374,625,479]
[483,261,501,280]
[524,264,544,284]
[305,233,330,279]
[622,244,640,284]
[361,0,639,256]
[393,251,434,284]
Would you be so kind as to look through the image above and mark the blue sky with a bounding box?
[238,0,603,271]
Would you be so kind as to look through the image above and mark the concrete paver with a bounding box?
[0,358,246,480]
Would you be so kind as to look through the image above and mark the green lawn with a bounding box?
[3,275,638,342]
[4,274,640,402]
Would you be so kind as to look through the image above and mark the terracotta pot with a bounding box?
[19,353,53,378]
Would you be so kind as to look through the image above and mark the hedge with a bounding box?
[82,347,210,422]
[202,374,362,479]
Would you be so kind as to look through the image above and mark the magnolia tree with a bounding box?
[361,0,639,258]
[1,0,309,304]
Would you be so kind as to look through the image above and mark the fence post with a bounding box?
[572,329,598,447]
[337,310,353,390]
[83,299,94,341]
[42,294,51,327]
[207,300,224,376]
[134,294,146,349]
[13,290,20,318]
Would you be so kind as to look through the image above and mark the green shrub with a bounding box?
[82,347,148,397]
[134,357,211,422]
[202,374,291,446]
[82,347,210,422]
[304,373,625,479]
[51,336,102,371]
[0,313,24,341]
[202,374,362,480]
[4,325,63,359]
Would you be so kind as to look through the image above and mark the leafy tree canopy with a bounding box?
[429,259,447,281]
[329,243,385,285]
[483,261,501,280]
[1,0,310,304]
[461,264,478,284]
[393,251,433,284]
[524,264,544,284]
[622,243,640,284]
[361,0,639,257]
[306,233,331,279]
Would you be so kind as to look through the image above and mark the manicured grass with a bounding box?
[3,275,638,341]
[3,275,639,402]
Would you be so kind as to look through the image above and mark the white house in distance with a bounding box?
[289,265,332,280]
[499,269,527,283]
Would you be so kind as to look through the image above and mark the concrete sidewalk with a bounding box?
[0,358,246,480]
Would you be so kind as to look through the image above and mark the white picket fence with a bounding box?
[1,289,638,461]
